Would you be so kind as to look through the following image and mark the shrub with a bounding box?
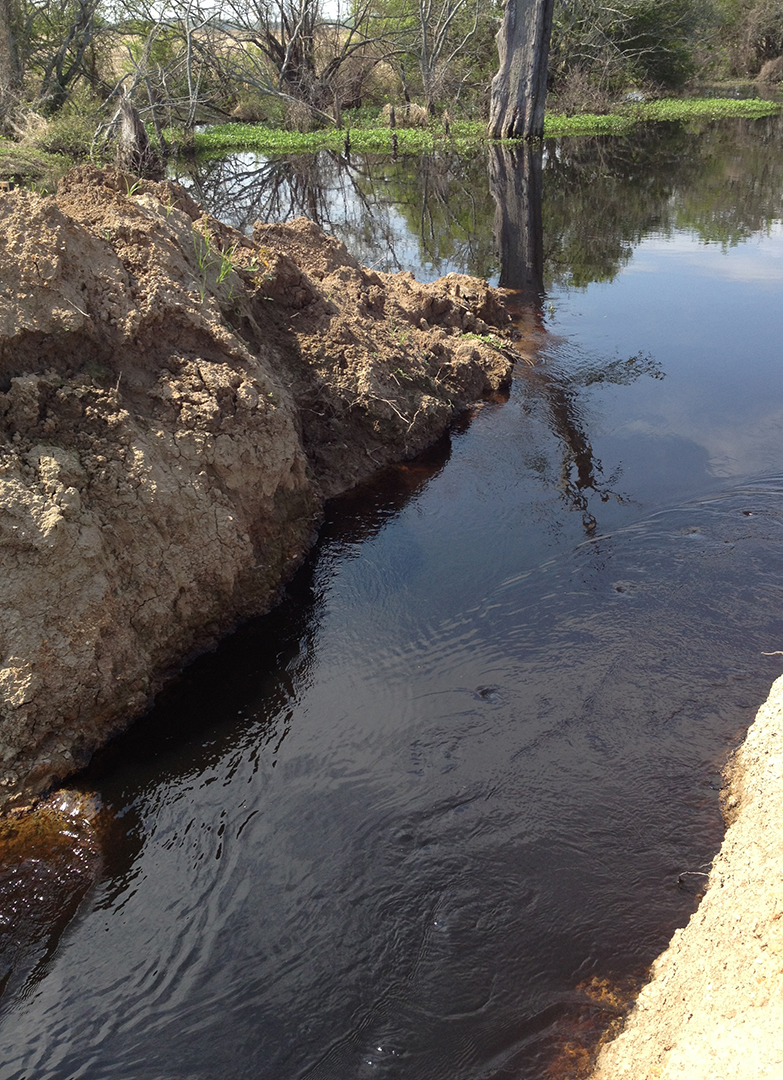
[30,111,95,159]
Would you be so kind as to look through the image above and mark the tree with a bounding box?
[0,0,109,118]
[549,0,705,102]
[414,0,481,113]
[217,0,385,124]
[0,0,20,96]
[34,0,103,109]
[488,0,555,139]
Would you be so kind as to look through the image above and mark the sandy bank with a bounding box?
[589,672,783,1079]
[0,166,514,812]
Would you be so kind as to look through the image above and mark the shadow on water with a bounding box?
[2,116,783,1079]
[490,141,665,538]
[81,434,456,786]
[0,439,457,1021]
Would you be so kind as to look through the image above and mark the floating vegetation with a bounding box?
[186,98,783,159]
[545,96,782,137]
[189,120,488,157]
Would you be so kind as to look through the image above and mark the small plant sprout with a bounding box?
[388,313,411,346]
[216,244,237,287]
[192,225,251,303]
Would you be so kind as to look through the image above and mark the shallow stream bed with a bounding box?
[1,116,783,1079]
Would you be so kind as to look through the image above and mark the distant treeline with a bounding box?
[0,0,781,146]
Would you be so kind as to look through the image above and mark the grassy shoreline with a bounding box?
[190,97,782,158]
[1,96,779,190]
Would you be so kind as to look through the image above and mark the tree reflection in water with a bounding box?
[170,148,498,278]
[174,115,783,533]
[490,142,663,535]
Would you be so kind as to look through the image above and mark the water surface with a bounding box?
[2,116,783,1080]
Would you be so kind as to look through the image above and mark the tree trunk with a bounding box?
[0,0,20,96]
[488,0,555,140]
[116,95,163,179]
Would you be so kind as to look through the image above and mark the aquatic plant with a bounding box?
[544,96,782,136]
[185,97,782,160]
[189,120,488,157]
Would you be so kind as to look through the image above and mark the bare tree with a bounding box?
[36,0,102,108]
[489,0,555,139]
[216,0,387,124]
[416,0,479,113]
[0,0,20,95]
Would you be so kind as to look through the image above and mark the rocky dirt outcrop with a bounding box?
[0,166,514,812]
[589,673,783,1080]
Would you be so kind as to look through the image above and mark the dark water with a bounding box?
[2,117,783,1080]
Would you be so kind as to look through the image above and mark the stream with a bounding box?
[1,114,783,1079]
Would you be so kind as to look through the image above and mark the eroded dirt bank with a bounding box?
[589,672,783,1080]
[0,165,513,812]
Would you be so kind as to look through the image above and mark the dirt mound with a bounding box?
[251,217,513,495]
[0,166,513,811]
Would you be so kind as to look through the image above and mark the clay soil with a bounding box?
[0,165,514,812]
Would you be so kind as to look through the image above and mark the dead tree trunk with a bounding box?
[0,0,20,103]
[116,94,162,178]
[488,0,555,140]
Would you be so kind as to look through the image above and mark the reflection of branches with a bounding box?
[525,370,617,536]
[521,351,664,535]
[575,350,665,387]
[488,141,670,535]
[170,148,498,279]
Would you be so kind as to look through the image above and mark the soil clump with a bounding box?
[0,165,513,812]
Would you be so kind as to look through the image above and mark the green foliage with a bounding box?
[0,139,69,188]
[21,0,108,110]
[30,109,94,158]
[188,98,782,159]
[610,0,701,86]
[545,113,638,137]
[192,226,243,302]
[639,97,781,121]
[190,119,489,156]
[551,0,707,96]
[544,96,781,137]
[715,0,783,73]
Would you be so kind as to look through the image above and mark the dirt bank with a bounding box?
[589,672,783,1080]
[0,165,513,812]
